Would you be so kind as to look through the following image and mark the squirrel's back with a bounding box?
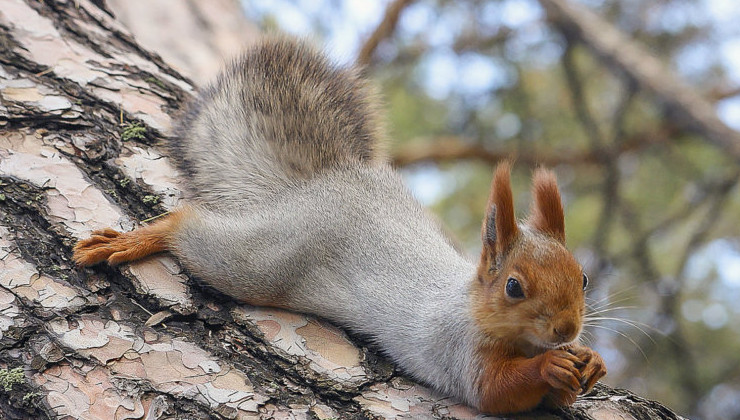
[171,36,386,206]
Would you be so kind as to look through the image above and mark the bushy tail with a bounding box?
[170,35,386,206]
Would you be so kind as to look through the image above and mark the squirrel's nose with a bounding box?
[553,321,577,342]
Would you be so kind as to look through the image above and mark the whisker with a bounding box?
[586,294,636,312]
[586,305,638,315]
[586,301,634,317]
[583,288,657,345]
[587,315,661,332]
[578,329,594,347]
[586,286,638,307]
[584,317,659,344]
[585,324,648,361]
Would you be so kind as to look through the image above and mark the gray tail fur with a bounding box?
[170,36,386,206]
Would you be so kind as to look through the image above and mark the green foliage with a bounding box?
[145,76,166,90]
[142,194,159,205]
[22,391,40,402]
[0,367,24,392]
[121,122,146,142]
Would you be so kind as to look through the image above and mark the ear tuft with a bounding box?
[529,167,565,243]
[481,161,519,269]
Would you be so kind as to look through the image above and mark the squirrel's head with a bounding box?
[471,162,587,355]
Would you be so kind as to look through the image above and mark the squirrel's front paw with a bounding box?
[567,345,607,394]
[538,350,583,408]
[540,350,583,394]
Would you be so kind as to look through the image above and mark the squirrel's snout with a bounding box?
[552,321,578,343]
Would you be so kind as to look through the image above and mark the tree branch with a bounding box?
[539,0,740,162]
[357,0,415,67]
[708,85,740,102]
[392,131,668,168]
[561,40,606,148]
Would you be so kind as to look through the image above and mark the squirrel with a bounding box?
[73,36,606,415]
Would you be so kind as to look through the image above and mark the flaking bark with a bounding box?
[0,0,686,419]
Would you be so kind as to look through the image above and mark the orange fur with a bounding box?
[477,342,552,414]
[479,161,519,275]
[529,167,565,243]
[472,164,606,414]
[477,341,583,414]
[491,161,518,255]
[73,208,190,267]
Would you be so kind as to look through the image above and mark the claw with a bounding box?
[565,344,607,394]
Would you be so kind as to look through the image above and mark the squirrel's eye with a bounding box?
[505,277,525,299]
[582,273,589,290]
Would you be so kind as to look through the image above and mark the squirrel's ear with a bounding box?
[480,162,519,271]
[528,167,565,244]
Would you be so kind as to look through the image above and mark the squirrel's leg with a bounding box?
[73,208,190,267]
[75,207,289,306]
[478,348,583,414]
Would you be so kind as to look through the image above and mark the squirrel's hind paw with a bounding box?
[73,226,167,267]
[73,229,123,266]
[74,212,182,268]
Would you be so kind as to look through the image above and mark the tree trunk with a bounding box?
[0,0,686,419]
[104,0,259,83]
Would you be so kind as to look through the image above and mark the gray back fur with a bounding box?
[172,167,483,407]
[168,37,484,407]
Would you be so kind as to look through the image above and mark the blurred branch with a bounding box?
[539,0,740,162]
[452,26,512,53]
[708,86,740,102]
[616,204,661,283]
[357,0,415,67]
[673,174,739,283]
[561,39,628,274]
[511,63,539,144]
[561,41,606,147]
[392,131,666,168]
[613,169,740,271]
[393,136,583,167]
[612,169,739,411]
[662,173,736,413]
[636,169,740,244]
[610,80,639,143]
[591,86,638,273]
